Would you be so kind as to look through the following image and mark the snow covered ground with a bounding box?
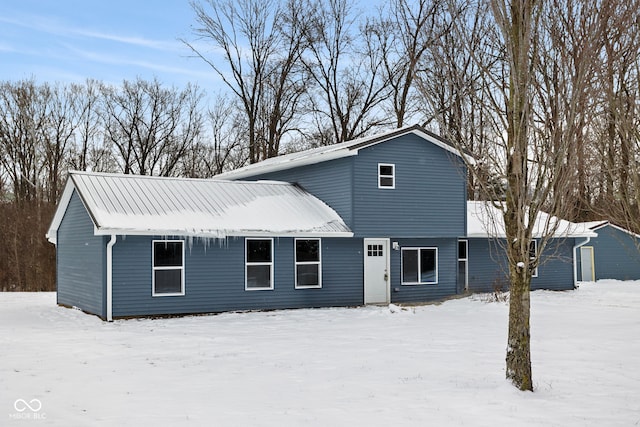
[1,280,639,426]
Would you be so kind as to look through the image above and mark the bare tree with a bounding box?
[0,79,56,291]
[302,0,391,144]
[100,78,204,176]
[181,95,249,177]
[186,0,308,163]
[435,0,595,390]
[372,0,448,128]
[0,79,47,203]
[40,83,82,203]
[592,0,640,230]
[67,79,114,173]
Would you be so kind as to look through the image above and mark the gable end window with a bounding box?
[402,247,438,285]
[295,239,321,289]
[246,238,274,290]
[152,240,185,296]
[378,163,395,188]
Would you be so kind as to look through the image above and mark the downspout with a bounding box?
[106,235,117,322]
[573,237,591,288]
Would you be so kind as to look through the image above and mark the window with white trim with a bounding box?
[246,238,273,290]
[402,247,438,285]
[152,240,184,296]
[295,239,321,289]
[529,240,538,278]
[378,163,395,188]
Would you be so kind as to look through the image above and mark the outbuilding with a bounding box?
[576,221,640,281]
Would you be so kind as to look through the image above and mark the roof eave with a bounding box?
[94,228,354,239]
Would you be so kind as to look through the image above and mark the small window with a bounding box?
[458,240,468,261]
[246,238,273,290]
[295,239,321,289]
[402,247,438,285]
[529,240,538,278]
[152,240,184,296]
[378,163,395,188]
[367,244,384,257]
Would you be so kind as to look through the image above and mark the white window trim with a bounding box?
[245,238,274,291]
[458,239,468,290]
[458,239,468,262]
[295,238,322,289]
[378,163,395,189]
[152,240,185,297]
[401,247,438,285]
[530,240,539,278]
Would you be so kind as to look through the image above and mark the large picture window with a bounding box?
[246,238,273,290]
[295,239,321,289]
[402,247,438,285]
[152,240,184,296]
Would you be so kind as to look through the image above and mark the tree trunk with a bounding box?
[506,265,532,390]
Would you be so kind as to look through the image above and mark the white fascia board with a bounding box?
[94,228,354,239]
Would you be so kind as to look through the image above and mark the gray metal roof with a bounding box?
[47,172,352,243]
[216,124,471,180]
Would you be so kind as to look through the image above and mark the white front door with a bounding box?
[364,238,390,304]
[580,246,595,282]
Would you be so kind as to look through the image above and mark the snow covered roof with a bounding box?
[467,201,597,239]
[46,172,353,244]
[216,124,472,180]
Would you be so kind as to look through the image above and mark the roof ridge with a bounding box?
[69,171,292,186]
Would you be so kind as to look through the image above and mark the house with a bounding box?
[47,126,471,319]
[465,202,596,293]
[576,221,640,281]
[46,125,592,320]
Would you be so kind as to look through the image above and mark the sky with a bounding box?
[0,0,222,90]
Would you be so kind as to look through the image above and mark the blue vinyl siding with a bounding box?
[390,238,458,302]
[579,225,640,280]
[56,190,106,318]
[467,238,576,293]
[352,135,467,237]
[241,157,354,227]
[112,236,363,317]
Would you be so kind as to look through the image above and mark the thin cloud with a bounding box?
[65,44,219,82]
[0,13,182,52]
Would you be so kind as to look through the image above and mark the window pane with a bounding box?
[379,176,394,187]
[297,264,319,287]
[247,265,271,288]
[154,242,182,267]
[529,240,537,258]
[420,249,436,283]
[379,165,393,176]
[296,240,319,262]
[247,240,272,262]
[402,250,419,283]
[154,269,182,294]
[458,241,467,259]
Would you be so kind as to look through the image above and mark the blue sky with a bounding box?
[0,0,221,90]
